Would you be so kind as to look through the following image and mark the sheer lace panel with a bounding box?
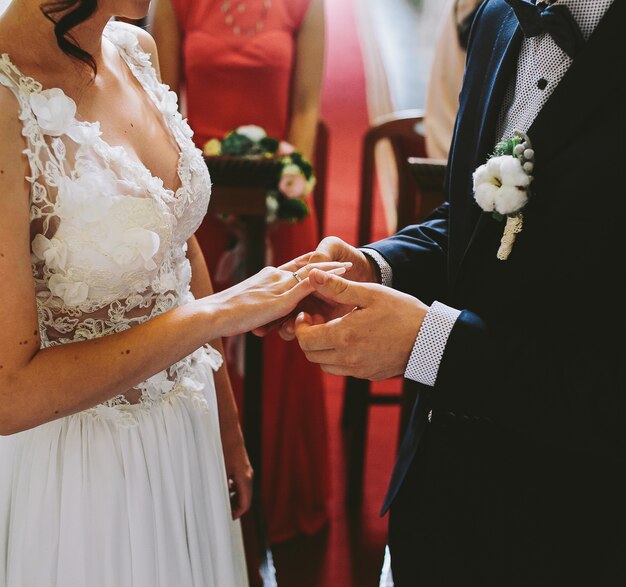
[0,22,219,422]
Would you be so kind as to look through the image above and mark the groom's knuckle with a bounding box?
[343,327,358,345]
[334,278,349,296]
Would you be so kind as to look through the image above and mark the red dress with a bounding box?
[172,0,330,544]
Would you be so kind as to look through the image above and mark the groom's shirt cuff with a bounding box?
[405,301,461,387]
[359,249,460,387]
[360,248,393,286]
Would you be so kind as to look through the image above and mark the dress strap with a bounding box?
[0,54,61,188]
[104,21,163,94]
[0,53,42,115]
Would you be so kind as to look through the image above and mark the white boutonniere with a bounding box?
[472,130,535,260]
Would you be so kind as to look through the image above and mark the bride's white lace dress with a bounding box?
[0,21,248,587]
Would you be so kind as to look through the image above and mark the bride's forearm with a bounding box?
[0,299,220,435]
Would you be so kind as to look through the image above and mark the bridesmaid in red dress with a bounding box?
[151,0,329,546]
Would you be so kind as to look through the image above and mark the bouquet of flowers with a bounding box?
[203,125,315,223]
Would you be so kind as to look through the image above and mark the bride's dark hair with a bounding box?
[40,0,98,74]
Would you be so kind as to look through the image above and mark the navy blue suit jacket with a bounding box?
[373,0,625,513]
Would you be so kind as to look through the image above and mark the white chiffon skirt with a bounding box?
[0,365,248,587]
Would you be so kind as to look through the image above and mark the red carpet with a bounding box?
[271,1,401,586]
[319,0,390,246]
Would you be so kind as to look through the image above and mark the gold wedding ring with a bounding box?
[292,271,303,283]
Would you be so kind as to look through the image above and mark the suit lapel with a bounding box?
[452,7,522,280]
[472,14,521,176]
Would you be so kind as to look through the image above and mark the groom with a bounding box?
[280,0,625,584]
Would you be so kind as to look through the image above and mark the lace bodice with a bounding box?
[0,22,221,423]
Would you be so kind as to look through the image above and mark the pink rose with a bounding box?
[278,172,308,199]
[278,141,296,156]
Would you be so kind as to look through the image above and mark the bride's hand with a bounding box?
[221,431,254,520]
[204,260,351,338]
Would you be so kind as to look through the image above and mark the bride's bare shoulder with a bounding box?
[0,84,30,209]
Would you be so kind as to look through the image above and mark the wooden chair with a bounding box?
[343,110,447,508]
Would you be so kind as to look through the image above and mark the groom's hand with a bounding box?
[250,250,352,337]
[294,269,429,381]
[257,237,381,340]
[308,236,379,283]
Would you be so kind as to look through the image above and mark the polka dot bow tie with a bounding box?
[504,0,585,58]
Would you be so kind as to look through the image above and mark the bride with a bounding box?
[0,1,346,585]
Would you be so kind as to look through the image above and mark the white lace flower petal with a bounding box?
[129,228,161,268]
[32,234,68,270]
[111,228,160,270]
[104,25,138,51]
[159,90,179,117]
[67,121,102,145]
[56,170,116,223]
[143,370,176,400]
[179,376,204,393]
[48,273,89,306]
[29,88,76,137]
[202,344,224,372]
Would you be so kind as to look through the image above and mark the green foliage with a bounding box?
[493,136,522,157]
[259,136,279,154]
[274,193,310,222]
[221,132,254,156]
[288,152,314,179]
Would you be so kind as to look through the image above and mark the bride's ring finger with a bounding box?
[287,261,351,285]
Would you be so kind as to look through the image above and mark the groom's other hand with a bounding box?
[294,269,428,380]
[309,237,379,283]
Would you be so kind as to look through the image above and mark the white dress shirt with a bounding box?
[363,0,612,387]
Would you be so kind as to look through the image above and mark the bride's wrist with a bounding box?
[195,292,236,341]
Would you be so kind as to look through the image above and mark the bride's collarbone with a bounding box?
[70,75,181,188]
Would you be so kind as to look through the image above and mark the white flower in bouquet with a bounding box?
[235,125,267,143]
[266,194,280,223]
[29,88,76,137]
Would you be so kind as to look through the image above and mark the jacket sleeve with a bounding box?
[363,202,449,305]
